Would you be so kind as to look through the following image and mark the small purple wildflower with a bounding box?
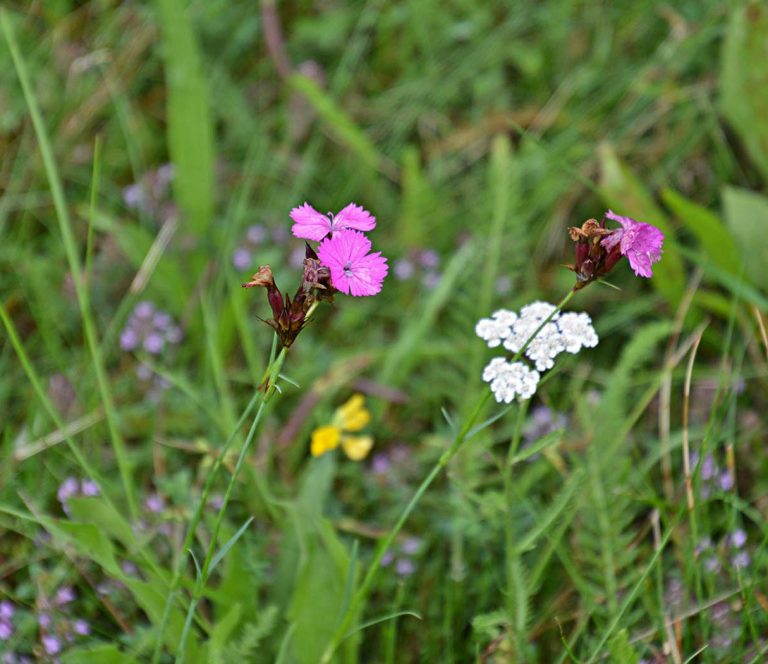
[719,471,734,491]
[694,537,712,556]
[121,561,139,577]
[380,551,395,567]
[729,529,747,549]
[233,247,252,271]
[731,551,750,569]
[704,556,720,574]
[55,586,75,606]
[122,164,174,218]
[524,405,567,445]
[0,601,15,621]
[73,619,90,636]
[421,271,442,290]
[246,224,267,245]
[57,477,79,508]
[395,558,416,577]
[393,258,415,281]
[232,224,269,270]
[120,301,182,354]
[289,245,307,269]
[145,493,166,514]
[400,537,422,555]
[371,453,391,475]
[418,249,440,270]
[81,480,100,497]
[601,210,664,278]
[0,620,12,640]
[700,454,717,481]
[42,635,62,655]
[38,613,52,628]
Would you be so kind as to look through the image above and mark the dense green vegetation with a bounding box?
[1,1,767,661]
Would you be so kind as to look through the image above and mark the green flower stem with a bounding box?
[175,348,287,661]
[161,302,317,662]
[505,400,530,653]
[321,289,577,662]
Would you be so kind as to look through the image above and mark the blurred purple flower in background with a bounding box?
[73,619,90,636]
[122,164,175,221]
[523,405,567,445]
[42,634,61,655]
[55,586,75,606]
[120,301,182,354]
[145,493,166,514]
[731,551,750,569]
[0,601,14,641]
[393,248,442,290]
[58,477,100,513]
[232,224,269,270]
[729,529,747,549]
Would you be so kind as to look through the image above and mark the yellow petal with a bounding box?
[310,426,341,457]
[335,394,371,432]
[341,435,374,461]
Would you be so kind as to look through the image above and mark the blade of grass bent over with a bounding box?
[1,9,137,518]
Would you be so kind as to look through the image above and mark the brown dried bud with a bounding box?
[567,217,620,290]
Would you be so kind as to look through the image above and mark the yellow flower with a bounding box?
[310,394,374,460]
[311,425,341,457]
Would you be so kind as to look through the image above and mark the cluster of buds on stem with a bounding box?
[242,244,334,348]
[568,210,664,288]
[567,217,621,289]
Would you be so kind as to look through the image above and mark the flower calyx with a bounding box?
[567,217,621,290]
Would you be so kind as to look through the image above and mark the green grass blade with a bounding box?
[1,8,137,518]
[155,0,215,237]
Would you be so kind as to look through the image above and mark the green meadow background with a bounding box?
[1,1,768,661]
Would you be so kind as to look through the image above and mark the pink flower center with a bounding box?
[343,262,354,276]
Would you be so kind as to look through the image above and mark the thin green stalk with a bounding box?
[176,349,287,661]
[505,400,530,654]
[151,339,281,663]
[321,289,577,662]
[2,10,137,518]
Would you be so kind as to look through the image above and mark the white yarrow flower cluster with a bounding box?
[476,301,598,402]
[481,358,540,403]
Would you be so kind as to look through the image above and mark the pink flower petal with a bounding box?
[334,203,376,233]
[601,210,664,278]
[290,203,332,241]
[317,230,387,297]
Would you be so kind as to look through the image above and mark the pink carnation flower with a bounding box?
[317,230,388,296]
[600,210,664,278]
[290,202,376,241]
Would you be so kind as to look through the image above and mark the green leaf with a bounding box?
[65,496,136,549]
[43,518,122,577]
[61,644,138,664]
[597,144,685,306]
[722,186,768,288]
[125,575,201,659]
[208,603,242,664]
[289,73,382,173]
[287,519,352,664]
[606,629,640,664]
[156,0,214,236]
[210,516,254,573]
[510,428,563,465]
[661,188,740,274]
[515,470,583,553]
[720,4,768,183]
